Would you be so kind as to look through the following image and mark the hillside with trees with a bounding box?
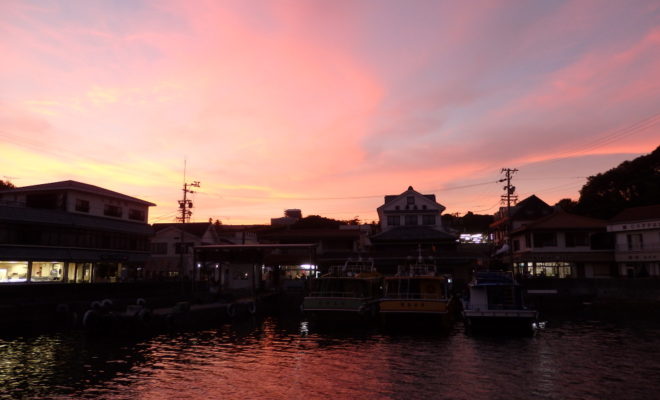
[556,145,660,219]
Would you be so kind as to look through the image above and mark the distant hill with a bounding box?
[573,145,660,219]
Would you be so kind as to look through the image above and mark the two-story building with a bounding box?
[607,204,660,277]
[147,222,222,279]
[490,194,555,256]
[0,180,155,284]
[509,210,614,279]
[370,186,473,277]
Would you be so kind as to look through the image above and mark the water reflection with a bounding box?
[1,317,660,399]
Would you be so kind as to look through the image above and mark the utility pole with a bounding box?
[177,180,200,292]
[499,168,518,270]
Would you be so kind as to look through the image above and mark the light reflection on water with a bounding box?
[1,318,660,400]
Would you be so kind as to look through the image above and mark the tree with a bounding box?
[0,179,15,190]
[555,198,578,213]
[291,215,344,229]
[576,145,660,219]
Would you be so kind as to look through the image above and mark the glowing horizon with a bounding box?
[1,1,659,225]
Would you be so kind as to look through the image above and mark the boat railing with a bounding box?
[327,259,376,277]
[383,292,447,300]
[464,302,529,311]
[397,264,437,276]
[308,290,368,298]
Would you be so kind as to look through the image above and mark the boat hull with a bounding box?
[463,309,538,334]
[302,297,379,323]
[379,298,455,330]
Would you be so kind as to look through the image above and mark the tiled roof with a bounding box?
[7,180,155,206]
[370,226,456,242]
[610,204,660,223]
[513,210,606,232]
[260,228,361,240]
[153,222,213,237]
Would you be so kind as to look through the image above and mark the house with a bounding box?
[147,222,221,279]
[0,180,155,284]
[490,194,555,254]
[509,210,614,279]
[607,204,660,277]
[370,186,474,277]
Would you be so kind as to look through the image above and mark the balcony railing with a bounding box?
[616,243,660,252]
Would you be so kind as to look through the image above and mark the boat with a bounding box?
[462,271,538,334]
[301,258,382,324]
[379,257,456,329]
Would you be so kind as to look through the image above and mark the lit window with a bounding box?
[0,261,28,283]
[31,262,64,282]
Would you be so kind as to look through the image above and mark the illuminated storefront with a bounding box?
[514,261,573,278]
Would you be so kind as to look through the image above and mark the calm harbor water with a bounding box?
[2,316,660,400]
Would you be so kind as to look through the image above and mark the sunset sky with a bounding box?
[1,0,659,224]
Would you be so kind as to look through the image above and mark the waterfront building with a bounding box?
[194,244,317,293]
[370,186,479,282]
[490,194,555,254]
[147,222,221,279]
[0,180,155,284]
[258,225,370,273]
[608,204,660,277]
[509,210,614,279]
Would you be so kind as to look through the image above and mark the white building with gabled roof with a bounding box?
[376,186,447,232]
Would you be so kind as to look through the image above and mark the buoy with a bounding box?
[101,298,113,310]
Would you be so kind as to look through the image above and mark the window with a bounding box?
[404,215,418,226]
[407,196,415,205]
[513,240,520,251]
[151,242,167,254]
[75,199,90,212]
[175,242,194,254]
[26,193,59,209]
[104,204,123,218]
[0,261,28,283]
[565,231,589,247]
[533,232,556,247]
[129,208,145,221]
[627,234,643,251]
[422,215,436,225]
[31,262,64,282]
[387,216,400,226]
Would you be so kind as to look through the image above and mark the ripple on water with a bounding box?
[1,318,660,400]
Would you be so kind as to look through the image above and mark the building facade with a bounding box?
[509,211,614,279]
[608,205,660,277]
[0,180,155,284]
[148,222,221,279]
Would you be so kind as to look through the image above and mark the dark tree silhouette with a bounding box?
[555,198,579,213]
[442,212,494,232]
[0,180,15,190]
[291,215,344,229]
[576,145,660,219]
